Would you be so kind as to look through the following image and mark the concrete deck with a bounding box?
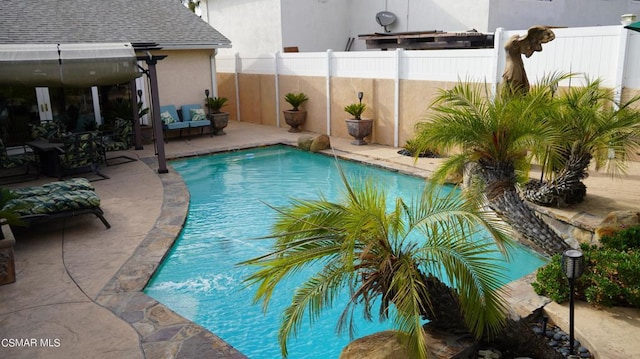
[0,121,638,358]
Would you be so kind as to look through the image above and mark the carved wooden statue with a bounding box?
[502,25,555,94]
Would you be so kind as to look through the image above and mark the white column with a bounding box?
[613,26,630,106]
[210,49,218,98]
[491,27,505,98]
[393,48,402,148]
[91,87,101,125]
[234,52,241,121]
[275,51,281,128]
[326,49,332,135]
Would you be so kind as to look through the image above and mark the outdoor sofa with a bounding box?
[159,104,211,141]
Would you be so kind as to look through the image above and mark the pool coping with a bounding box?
[94,141,554,358]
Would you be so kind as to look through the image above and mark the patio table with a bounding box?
[26,139,62,177]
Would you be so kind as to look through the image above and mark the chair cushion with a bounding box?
[190,108,207,121]
[13,178,95,197]
[4,189,101,216]
[103,140,128,152]
[164,121,190,130]
[58,131,101,170]
[189,119,211,128]
[159,105,181,123]
[160,111,176,125]
[181,104,203,122]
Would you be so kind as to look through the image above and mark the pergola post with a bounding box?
[139,55,168,174]
[130,78,143,150]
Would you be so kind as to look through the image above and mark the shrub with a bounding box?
[531,253,570,303]
[284,92,308,111]
[402,138,439,158]
[599,225,640,251]
[344,103,366,120]
[532,242,640,308]
[205,97,228,113]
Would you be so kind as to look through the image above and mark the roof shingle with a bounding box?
[0,0,231,49]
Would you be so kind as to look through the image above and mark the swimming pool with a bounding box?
[144,145,547,358]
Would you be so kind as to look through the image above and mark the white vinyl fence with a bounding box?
[216,25,640,145]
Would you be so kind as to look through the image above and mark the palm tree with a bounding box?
[524,78,640,206]
[413,76,571,256]
[241,172,515,359]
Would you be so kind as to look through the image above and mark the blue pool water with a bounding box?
[144,145,547,359]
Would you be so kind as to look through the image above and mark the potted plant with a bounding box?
[344,101,373,145]
[282,92,308,133]
[205,95,229,135]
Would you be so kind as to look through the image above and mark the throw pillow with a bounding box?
[161,111,175,124]
[190,108,206,121]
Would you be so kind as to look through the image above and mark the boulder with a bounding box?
[340,331,410,359]
[297,135,314,151]
[340,329,477,359]
[310,134,331,152]
[594,210,640,242]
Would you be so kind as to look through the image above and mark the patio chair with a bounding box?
[181,104,212,137]
[99,117,137,166]
[56,131,108,181]
[0,138,38,182]
[160,105,189,142]
[29,120,66,141]
[3,177,111,230]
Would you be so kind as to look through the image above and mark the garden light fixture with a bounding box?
[562,249,585,356]
[205,89,211,118]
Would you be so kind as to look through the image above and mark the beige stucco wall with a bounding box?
[278,75,326,134]
[217,72,237,121]
[622,88,640,109]
[153,49,215,109]
[397,80,455,146]
[233,74,277,126]
[327,77,395,146]
[215,72,640,148]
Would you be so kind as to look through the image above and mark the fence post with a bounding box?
[234,52,241,121]
[491,27,505,97]
[326,49,333,135]
[394,48,402,147]
[614,26,630,106]
[275,51,281,128]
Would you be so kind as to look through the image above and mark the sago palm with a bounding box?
[413,75,571,256]
[524,77,640,206]
[241,171,515,359]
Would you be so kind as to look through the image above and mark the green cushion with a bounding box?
[190,108,206,121]
[160,111,175,125]
[12,178,95,197]
[4,189,101,216]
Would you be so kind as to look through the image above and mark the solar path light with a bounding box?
[561,249,585,356]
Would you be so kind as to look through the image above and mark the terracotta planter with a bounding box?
[283,110,307,133]
[210,112,229,135]
[345,118,373,145]
[0,226,16,285]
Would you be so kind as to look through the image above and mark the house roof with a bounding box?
[0,0,231,50]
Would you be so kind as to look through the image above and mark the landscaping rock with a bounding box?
[340,328,477,359]
[593,210,640,243]
[310,134,331,152]
[297,135,314,151]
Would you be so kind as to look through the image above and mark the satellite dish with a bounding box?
[376,11,396,33]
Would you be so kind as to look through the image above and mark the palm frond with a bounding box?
[241,162,514,358]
